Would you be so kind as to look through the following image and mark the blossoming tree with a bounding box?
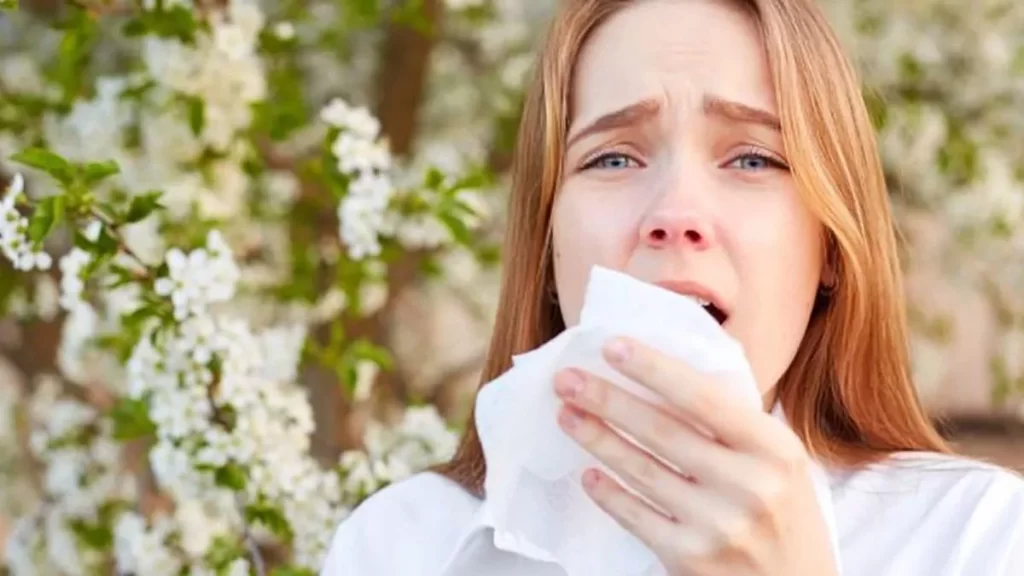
[1,0,1022,574]
[0,0,538,573]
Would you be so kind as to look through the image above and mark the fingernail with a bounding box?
[603,337,631,364]
[554,369,585,399]
[582,468,601,490]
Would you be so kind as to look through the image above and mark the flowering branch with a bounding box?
[0,0,495,573]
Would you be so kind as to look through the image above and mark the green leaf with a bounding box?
[121,4,198,43]
[438,212,472,245]
[348,339,395,370]
[338,360,359,395]
[214,463,247,491]
[419,255,443,278]
[186,96,205,136]
[456,2,496,24]
[344,0,380,25]
[105,264,140,289]
[82,160,121,185]
[122,17,147,37]
[122,304,155,332]
[50,9,98,103]
[451,168,492,192]
[991,356,1013,406]
[0,266,20,317]
[11,147,73,184]
[125,191,164,223]
[110,397,156,440]
[897,52,925,83]
[1013,46,1024,75]
[937,124,979,185]
[423,167,446,190]
[69,518,113,550]
[391,0,434,36]
[270,567,317,576]
[204,535,244,570]
[474,243,501,267]
[27,196,65,244]
[862,88,888,131]
[163,4,199,43]
[76,224,121,266]
[244,501,292,540]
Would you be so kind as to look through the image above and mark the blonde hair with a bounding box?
[435,0,951,495]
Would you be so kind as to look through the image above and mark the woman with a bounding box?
[321,0,1024,574]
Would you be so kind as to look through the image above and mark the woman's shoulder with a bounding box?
[836,450,1024,494]
[319,471,481,576]
[829,450,1024,574]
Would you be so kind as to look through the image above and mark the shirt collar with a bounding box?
[441,402,842,575]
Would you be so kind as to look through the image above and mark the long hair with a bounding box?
[434,0,951,496]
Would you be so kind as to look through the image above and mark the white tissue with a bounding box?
[475,266,763,576]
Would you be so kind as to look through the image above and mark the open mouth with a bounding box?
[654,280,729,326]
[689,296,728,325]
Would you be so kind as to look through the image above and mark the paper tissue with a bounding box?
[473,266,763,576]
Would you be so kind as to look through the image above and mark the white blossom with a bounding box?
[33,274,59,320]
[58,248,92,311]
[0,174,52,271]
[153,230,241,321]
[273,22,296,41]
[113,512,183,576]
[353,359,379,402]
[309,287,348,323]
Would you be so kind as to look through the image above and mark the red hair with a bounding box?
[435,0,951,495]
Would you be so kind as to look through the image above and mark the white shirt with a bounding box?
[320,448,1024,575]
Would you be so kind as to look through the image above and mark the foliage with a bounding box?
[0,0,524,572]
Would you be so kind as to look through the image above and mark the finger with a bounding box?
[601,336,792,456]
[558,403,741,526]
[555,368,764,501]
[581,467,719,563]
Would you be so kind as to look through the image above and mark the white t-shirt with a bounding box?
[320,450,1024,575]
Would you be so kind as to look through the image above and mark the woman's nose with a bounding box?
[639,211,716,250]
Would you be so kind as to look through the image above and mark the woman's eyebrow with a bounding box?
[567,93,780,148]
[567,98,661,148]
[703,94,780,132]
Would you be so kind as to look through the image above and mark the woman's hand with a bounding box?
[552,336,839,576]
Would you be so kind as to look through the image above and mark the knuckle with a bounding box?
[773,438,810,476]
[746,484,775,519]
[747,467,785,515]
[679,524,719,561]
[713,513,755,557]
[587,375,610,411]
[688,382,721,415]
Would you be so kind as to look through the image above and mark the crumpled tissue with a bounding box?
[474,265,763,576]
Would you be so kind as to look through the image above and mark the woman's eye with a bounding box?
[582,152,639,170]
[727,151,788,171]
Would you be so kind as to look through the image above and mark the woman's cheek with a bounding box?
[552,191,636,326]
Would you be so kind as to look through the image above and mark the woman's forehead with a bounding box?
[569,0,777,129]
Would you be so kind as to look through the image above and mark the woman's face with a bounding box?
[551,0,826,397]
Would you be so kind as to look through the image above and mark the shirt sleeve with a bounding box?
[960,467,1024,575]
[319,479,426,576]
[318,472,478,576]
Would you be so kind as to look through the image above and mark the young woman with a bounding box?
[320,0,1024,574]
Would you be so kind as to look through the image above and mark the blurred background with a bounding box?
[0,0,1022,573]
